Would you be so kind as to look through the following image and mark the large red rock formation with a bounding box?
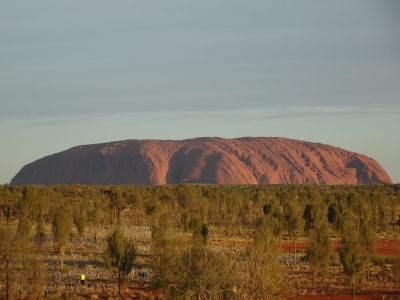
[10,137,392,185]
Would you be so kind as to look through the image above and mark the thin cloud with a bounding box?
[246,107,400,119]
[14,106,400,128]
[22,114,107,127]
[164,107,400,122]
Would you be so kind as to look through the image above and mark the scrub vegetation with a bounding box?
[0,183,399,299]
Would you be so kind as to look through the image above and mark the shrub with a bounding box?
[372,256,386,267]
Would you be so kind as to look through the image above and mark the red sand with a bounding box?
[281,241,398,256]
[128,287,400,300]
[287,291,400,299]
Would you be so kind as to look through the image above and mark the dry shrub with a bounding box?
[24,254,47,300]
[394,239,400,284]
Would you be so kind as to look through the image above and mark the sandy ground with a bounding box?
[281,240,398,256]
[287,291,400,299]
[124,288,400,300]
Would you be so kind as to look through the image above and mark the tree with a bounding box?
[151,212,189,295]
[388,190,398,231]
[35,221,46,246]
[19,185,38,219]
[106,186,134,224]
[154,246,237,299]
[346,191,367,231]
[88,199,105,240]
[306,218,332,288]
[372,191,389,232]
[188,215,208,246]
[359,220,377,283]
[15,217,32,265]
[16,218,46,300]
[263,199,285,240]
[303,203,318,233]
[52,210,73,272]
[74,212,87,243]
[23,252,47,300]
[302,201,332,288]
[328,201,349,250]
[0,220,47,300]
[238,217,287,299]
[200,223,209,245]
[34,187,50,223]
[151,211,177,251]
[0,186,21,223]
[152,210,237,300]
[284,201,304,264]
[16,217,32,254]
[0,225,16,300]
[339,227,367,300]
[104,226,137,295]
[394,238,400,284]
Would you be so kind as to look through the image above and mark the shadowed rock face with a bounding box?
[10,137,392,185]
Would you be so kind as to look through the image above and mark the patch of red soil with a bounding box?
[281,241,398,256]
[374,241,397,256]
[287,291,400,299]
[128,286,161,297]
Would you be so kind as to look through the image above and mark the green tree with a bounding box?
[15,217,32,266]
[19,185,38,219]
[372,191,389,231]
[346,191,365,231]
[263,199,285,240]
[35,221,46,246]
[339,227,367,300]
[104,226,137,295]
[328,201,349,250]
[359,220,377,283]
[238,217,287,299]
[152,211,189,295]
[200,223,209,245]
[88,206,103,241]
[394,239,400,284]
[52,210,73,272]
[0,221,47,300]
[387,188,397,231]
[16,217,32,252]
[74,212,87,243]
[188,215,208,246]
[0,225,16,300]
[107,186,135,224]
[152,212,175,249]
[154,246,237,299]
[303,203,319,233]
[23,252,47,300]
[284,201,304,264]
[34,187,50,222]
[0,186,21,223]
[306,217,332,288]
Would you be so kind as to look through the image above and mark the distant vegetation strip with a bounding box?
[0,183,399,299]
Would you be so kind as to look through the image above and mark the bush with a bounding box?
[372,256,387,267]
[385,256,395,264]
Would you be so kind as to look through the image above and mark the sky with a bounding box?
[1,0,400,184]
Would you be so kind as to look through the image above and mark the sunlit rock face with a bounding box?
[10,137,392,185]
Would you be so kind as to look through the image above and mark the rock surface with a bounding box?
[10,137,392,185]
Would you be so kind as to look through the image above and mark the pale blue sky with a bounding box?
[1,1,399,184]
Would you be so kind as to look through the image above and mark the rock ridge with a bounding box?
[10,137,392,185]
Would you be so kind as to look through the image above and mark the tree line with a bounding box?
[0,183,399,299]
[1,184,399,231]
